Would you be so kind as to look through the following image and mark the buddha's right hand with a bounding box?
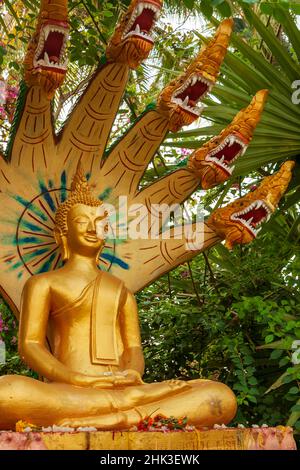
[71,372,142,389]
[72,373,117,388]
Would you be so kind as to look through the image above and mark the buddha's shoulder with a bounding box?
[100,270,124,285]
[100,271,131,303]
[23,270,61,290]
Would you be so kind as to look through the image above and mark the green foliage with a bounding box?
[165,4,300,212]
[197,1,300,20]
[139,232,300,429]
[0,299,35,377]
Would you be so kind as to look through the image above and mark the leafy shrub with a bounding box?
[139,232,300,431]
[0,299,35,377]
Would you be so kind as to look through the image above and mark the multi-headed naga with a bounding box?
[0,0,294,312]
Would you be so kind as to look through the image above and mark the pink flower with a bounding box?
[180,148,191,156]
[0,105,6,120]
[7,86,19,100]
[179,148,192,161]
[181,270,190,278]
[0,82,5,97]
[0,83,19,108]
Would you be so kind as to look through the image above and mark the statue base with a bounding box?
[0,427,296,450]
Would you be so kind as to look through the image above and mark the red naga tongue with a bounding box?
[38,31,65,62]
[177,81,208,106]
[131,9,155,32]
[214,142,242,164]
[240,207,267,225]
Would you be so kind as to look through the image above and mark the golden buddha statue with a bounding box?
[0,0,295,435]
[0,166,237,430]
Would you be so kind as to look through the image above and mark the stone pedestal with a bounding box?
[0,427,296,450]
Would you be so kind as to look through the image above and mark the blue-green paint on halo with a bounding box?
[38,251,58,273]
[114,238,127,245]
[13,195,48,221]
[39,181,56,213]
[22,248,51,263]
[60,171,67,202]
[10,260,23,271]
[20,220,49,234]
[101,252,129,270]
[17,236,46,245]
[99,187,112,201]
[106,237,126,246]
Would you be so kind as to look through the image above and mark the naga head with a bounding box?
[106,0,162,69]
[24,0,69,98]
[157,18,233,132]
[207,161,295,249]
[188,90,269,189]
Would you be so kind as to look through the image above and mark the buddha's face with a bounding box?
[66,204,108,257]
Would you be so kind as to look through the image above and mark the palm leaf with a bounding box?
[242,4,300,82]
[167,8,300,197]
[275,6,300,62]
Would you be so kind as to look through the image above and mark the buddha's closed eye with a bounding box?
[74,217,89,225]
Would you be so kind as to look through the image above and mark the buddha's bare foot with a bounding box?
[166,379,190,392]
[114,379,190,410]
[57,412,129,430]
[131,379,190,404]
[149,379,191,398]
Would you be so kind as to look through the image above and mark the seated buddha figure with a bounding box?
[0,167,236,430]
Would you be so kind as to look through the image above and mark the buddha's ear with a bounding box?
[54,228,70,261]
[53,228,61,246]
